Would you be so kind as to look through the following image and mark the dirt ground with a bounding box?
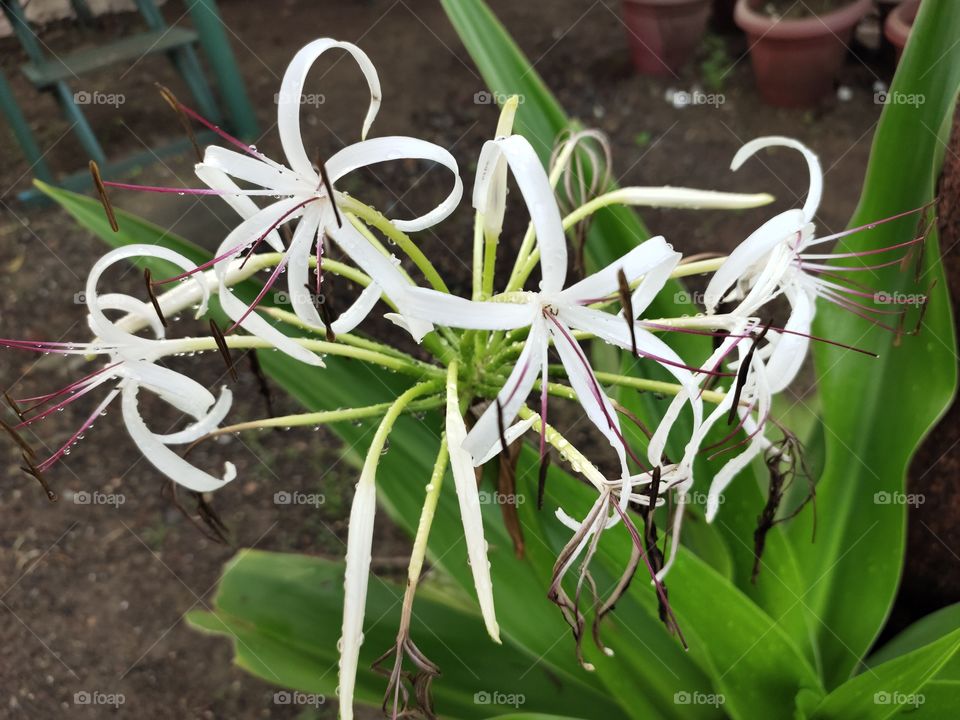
[0,0,952,718]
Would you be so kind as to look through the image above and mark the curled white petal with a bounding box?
[446,380,501,642]
[327,137,463,232]
[118,360,215,420]
[201,145,309,194]
[703,209,805,313]
[155,387,233,445]
[86,245,209,348]
[559,236,679,311]
[194,163,286,252]
[732,136,822,223]
[472,417,538,466]
[327,221,433,342]
[279,39,381,177]
[212,201,326,367]
[96,293,166,340]
[120,383,236,493]
[765,283,816,393]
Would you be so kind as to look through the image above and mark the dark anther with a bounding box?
[163,481,231,544]
[495,398,508,456]
[89,160,119,232]
[537,449,551,510]
[752,433,815,582]
[497,441,525,558]
[20,453,57,502]
[638,467,668,620]
[155,83,202,162]
[610,500,686,648]
[315,151,342,228]
[4,392,25,422]
[1,417,36,460]
[727,322,771,425]
[303,284,336,342]
[617,268,638,356]
[143,268,168,328]
[372,635,441,720]
[209,320,238,382]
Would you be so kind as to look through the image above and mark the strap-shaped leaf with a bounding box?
[787,0,960,687]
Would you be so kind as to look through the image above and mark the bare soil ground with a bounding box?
[0,1,952,718]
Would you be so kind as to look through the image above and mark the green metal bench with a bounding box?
[0,0,258,203]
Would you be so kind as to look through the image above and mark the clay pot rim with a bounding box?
[734,0,873,38]
[884,0,921,48]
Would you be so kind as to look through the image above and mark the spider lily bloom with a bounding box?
[404,135,703,499]
[704,136,929,392]
[483,413,683,664]
[1,245,235,493]
[103,39,463,365]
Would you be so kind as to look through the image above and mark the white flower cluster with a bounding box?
[2,38,929,718]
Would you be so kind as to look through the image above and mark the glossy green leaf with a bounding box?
[865,602,960,686]
[187,550,623,719]
[810,628,960,719]
[788,0,960,688]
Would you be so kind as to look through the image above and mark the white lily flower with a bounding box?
[703,137,823,392]
[403,135,702,493]
[705,136,928,398]
[198,39,463,361]
[2,245,236,492]
[103,39,464,364]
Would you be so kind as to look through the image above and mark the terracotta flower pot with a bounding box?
[734,0,873,107]
[621,0,712,76]
[884,0,921,64]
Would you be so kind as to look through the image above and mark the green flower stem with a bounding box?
[516,405,607,490]
[408,444,449,578]
[389,423,451,680]
[481,228,499,299]
[261,306,430,364]
[590,370,726,405]
[362,380,442,472]
[472,212,484,300]
[193,395,443,438]
[339,195,451,294]
[670,256,726,279]
[160,335,443,379]
[479,370,726,405]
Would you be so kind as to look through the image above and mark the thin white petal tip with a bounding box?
[384,312,431,343]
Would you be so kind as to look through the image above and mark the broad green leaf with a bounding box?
[187,550,624,719]
[262,351,712,719]
[36,180,209,278]
[487,716,586,720]
[789,0,960,688]
[866,603,960,671]
[810,628,960,719]
[534,456,824,720]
